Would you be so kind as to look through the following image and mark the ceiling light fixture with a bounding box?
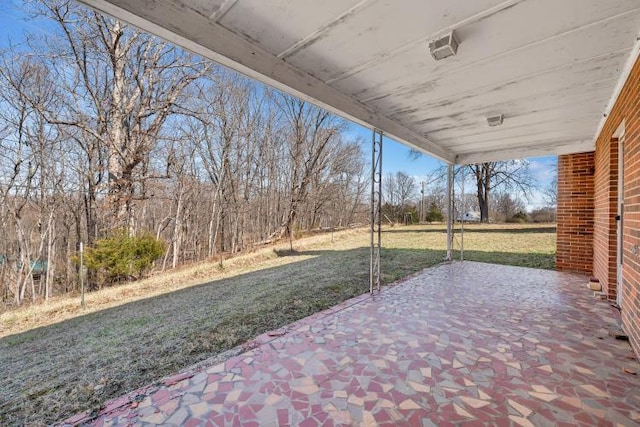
[487,114,504,127]
[429,31,459,61]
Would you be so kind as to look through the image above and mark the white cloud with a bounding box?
[528,156,557,186]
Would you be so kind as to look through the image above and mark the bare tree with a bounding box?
[396,172,416,208]
[0,55,63,304]
[0,0,371,305]
[28,0,208,230]
[493,192,526,221]
[467,161,534,222]
[383,172,417,223]
[411,149,536,223]
[543,176,558,208]
[275,95,344,239]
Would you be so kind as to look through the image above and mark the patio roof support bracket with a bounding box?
[370,129,383,293]
[446,164,454,261]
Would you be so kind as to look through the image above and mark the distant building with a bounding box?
[457,212,481,222]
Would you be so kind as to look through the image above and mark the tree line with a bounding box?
[0,1,369,306]
[0,1,555,307]
[382,166,554,225]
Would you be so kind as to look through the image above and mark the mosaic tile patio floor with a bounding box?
[62,261,640,426]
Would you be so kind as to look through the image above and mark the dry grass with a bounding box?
[0,223,555,425]
[0,228,365,338]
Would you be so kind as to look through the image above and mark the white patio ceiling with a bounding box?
[79,0,640,164]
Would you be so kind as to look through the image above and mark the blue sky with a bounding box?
[0,1,47,43]
[0,0,556,210]
[345,123,442,176]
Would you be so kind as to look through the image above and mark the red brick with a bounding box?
[560,52,640,358]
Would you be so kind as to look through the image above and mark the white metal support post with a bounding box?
[460,166,465,261]
[370,129,383,293]
[446,164,454,261]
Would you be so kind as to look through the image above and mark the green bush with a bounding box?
[425,202,444,222]
[405,206,419,224]
[84,230,166,285]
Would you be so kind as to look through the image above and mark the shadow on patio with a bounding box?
[62,261,640,426]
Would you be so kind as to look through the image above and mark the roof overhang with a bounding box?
[76,0,640,165]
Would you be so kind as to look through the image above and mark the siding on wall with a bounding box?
[557,153,595,273]
[591,53,640,357]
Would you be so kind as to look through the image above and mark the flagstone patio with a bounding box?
[62,261,640,426]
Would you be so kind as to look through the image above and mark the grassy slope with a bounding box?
[0,223,555,425]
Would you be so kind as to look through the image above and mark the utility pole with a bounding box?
[420,181,425,223]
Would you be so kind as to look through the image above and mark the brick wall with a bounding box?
[556,152,594,273]
[591,53,640,357]
[593,137,618,299]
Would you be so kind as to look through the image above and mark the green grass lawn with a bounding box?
[0,223,556,425]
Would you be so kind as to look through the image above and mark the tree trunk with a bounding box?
[171,187,184,269]
[107,21,133,230]
[472,163,492,223]
[45,213,55,300]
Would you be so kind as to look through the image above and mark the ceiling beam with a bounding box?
[208,0,239,22]
[277,0,373,59]
[455,141,594,164]
[77,0,455,163]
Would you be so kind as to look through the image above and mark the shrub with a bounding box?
[530,207,556,223]
[84,230,166,286]
[405,206,419,224]
[508,211,529,224]
[425,202,444,222]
